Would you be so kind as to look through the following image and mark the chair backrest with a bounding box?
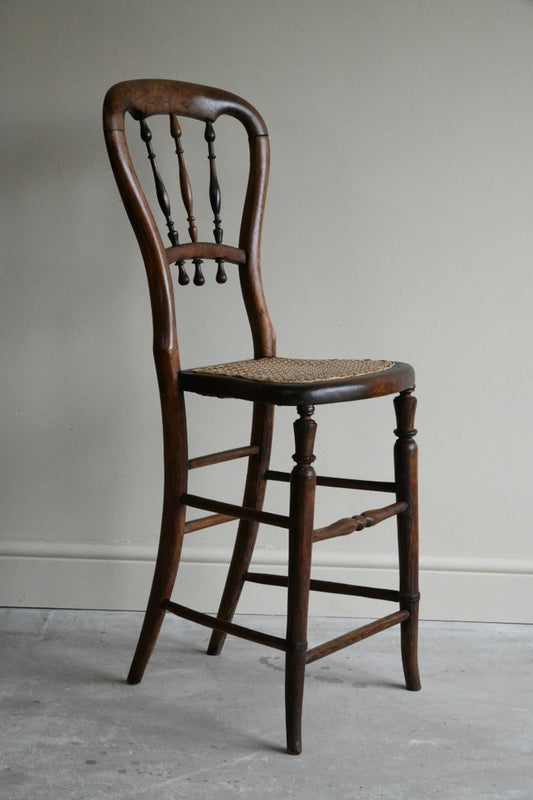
[103,80,276,375]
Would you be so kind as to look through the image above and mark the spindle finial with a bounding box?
[193,259,205,286]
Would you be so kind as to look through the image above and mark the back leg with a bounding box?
[127,389,188,684]
[127,501,186,683]
[207,402,274,656]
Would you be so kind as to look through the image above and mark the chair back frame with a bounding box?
[103,79,276,379]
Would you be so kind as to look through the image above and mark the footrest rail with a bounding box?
[244,572,400,603]
[305,610,409,664]
[162,600,287,651]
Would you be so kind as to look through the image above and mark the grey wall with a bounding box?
[1,0,532,620]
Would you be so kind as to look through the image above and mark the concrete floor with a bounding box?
[1,609,532,799]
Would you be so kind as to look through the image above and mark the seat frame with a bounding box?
[103,79,420,755]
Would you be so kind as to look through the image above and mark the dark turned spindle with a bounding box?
[169,113,197,286]
[136,115,189,285]
[204,121,223,241]
[215,260,227,283]
[138,117,180,248]
[204,121,226,283]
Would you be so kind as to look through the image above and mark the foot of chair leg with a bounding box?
[285,650,306,755]
[127,606,167,684]
[401,603,421,691]
[205,528,258,657]
[127,492,186,684]
[205,534,256,657]
[206,632,224,656]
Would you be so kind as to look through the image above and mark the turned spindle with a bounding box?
[138,117,180,249]
[169,114,198,243]
[205,121,226,284]
[137,115,189,285]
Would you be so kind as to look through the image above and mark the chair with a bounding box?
[103,79,421,755]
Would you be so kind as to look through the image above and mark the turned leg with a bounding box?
[207,403,274,656]
[285,404,317,755]
[394,390,421,692]
[127,388,188,685]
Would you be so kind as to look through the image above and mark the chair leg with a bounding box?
[394,390,421,692]
[127,389,188,685]
[285,404,317,755]
[207,403,274,656]
[127,500,186,684]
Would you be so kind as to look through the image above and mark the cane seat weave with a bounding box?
[191,357,395,383]
[181,357,413,406]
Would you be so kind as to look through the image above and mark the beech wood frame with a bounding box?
[103,79,420,755]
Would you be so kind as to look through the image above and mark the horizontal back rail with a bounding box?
[165,243,246,266]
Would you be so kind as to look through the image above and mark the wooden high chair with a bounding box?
[103,79,421,755]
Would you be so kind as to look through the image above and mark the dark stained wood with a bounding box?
[191,258,204,286]
[103,75,274,719]
[204,121,223,244]
[187,444,259,470]
[103,79,420,755]
[204,120,226,283]
[183,492,289,529]
[207,402,275,656]
[126,357,188,686]
[215,259,228,284]
[176,261,190,285]
[394,390,421,692]
[169,113,195,285]
[162,600,287,651]
[285,405,317,755]
[312,501,407,542]
[244,572,401,603]
[169,113,197,242]
[137,116,181,249]
[265,469,396,493]
[184,513,235,533]
[179,360,415,406]
[165,242,246,265]
[305,611,410,664]
[104,80,269,136]
[307,577,401,602]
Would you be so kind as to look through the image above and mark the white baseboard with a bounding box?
[1,541,531,623]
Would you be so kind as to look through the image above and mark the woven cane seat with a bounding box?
[180,357,415,406]
[191,357,393,382]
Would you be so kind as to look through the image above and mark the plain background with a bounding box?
[1,0,532,622]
